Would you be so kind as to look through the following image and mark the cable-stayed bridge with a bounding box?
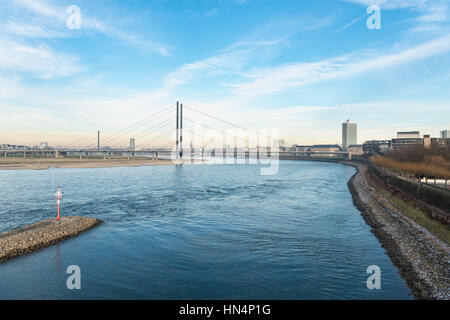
[2,102,351,160]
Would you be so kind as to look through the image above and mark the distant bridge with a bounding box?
[1,149,351,160]
[1,102,352,160]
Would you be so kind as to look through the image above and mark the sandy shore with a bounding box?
[0,158,175,170]
[346,161,449,299]
[0,216,103,263]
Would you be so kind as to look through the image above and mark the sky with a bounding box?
[0,0,449,147]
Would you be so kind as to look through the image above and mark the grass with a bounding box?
[366,174,450,245]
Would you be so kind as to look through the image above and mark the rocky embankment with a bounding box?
[347,162,449,299]
[0,216,103,263]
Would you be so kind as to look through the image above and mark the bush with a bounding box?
[370,145,450,181]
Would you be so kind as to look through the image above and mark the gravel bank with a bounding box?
[0,158,173,170]
[347,162,449,300]
[0,216,103,263]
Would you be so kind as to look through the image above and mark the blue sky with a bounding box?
[0,0,449,147]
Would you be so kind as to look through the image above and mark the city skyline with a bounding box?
[1,0,450,146]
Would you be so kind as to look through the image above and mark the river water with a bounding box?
[0,161,412,299]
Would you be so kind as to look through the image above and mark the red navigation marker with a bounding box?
[55,187,63,221]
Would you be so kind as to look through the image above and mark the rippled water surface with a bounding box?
[0,161,412,299]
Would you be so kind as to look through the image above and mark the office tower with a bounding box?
[342,120,357,149]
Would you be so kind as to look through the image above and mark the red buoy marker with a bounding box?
[55,187,63,221]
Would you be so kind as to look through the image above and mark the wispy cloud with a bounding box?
[4,20,67,38]
[415,3,448,22]
[0,41,84,78]
[0,0,171,80]
[344,0,449,34]
[277,99,450,114]
[333,15,365,34]
[9,0,170,55]
[13,0,62,18]
[269,106,333,116]
[164,52,248,88]
[230,34,450,96]
[163,39,286,89]
[342,0,427,9]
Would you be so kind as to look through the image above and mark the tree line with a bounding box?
[371,145,450,186]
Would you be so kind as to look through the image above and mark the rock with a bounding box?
[346,162,449,300]
[0,216,103,263]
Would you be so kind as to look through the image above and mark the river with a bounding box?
[0,161,412,299]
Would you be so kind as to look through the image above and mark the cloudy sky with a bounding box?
[0,0,449,147]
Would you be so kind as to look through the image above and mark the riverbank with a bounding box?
[0,158,174,170]
[346,161,449,299]
[0,216,103,263]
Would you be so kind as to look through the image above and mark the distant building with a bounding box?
[275,139,285,148]
[397,131,420,139]
[440,130,450,138]
[130,138,136,151]
[342,120,357,149]
[423,135,431,148]
[311,144,342,152]
[391,131,423,149]
[0,144,31,151]
[346,144,364,155]
[363,140,391,154]
[40,142,48,149]
[431,138,450,147]
[391,138,423,149]
[274,139,286,151]
[291,145,311,152]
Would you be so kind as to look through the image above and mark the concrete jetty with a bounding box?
[0,216,102,263]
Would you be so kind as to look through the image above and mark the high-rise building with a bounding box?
[130,138,135,150]
[440,130,450,138]
[342,120,357,149]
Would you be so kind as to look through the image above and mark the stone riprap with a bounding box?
[347,162,449,300]
[0,216,102,263]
